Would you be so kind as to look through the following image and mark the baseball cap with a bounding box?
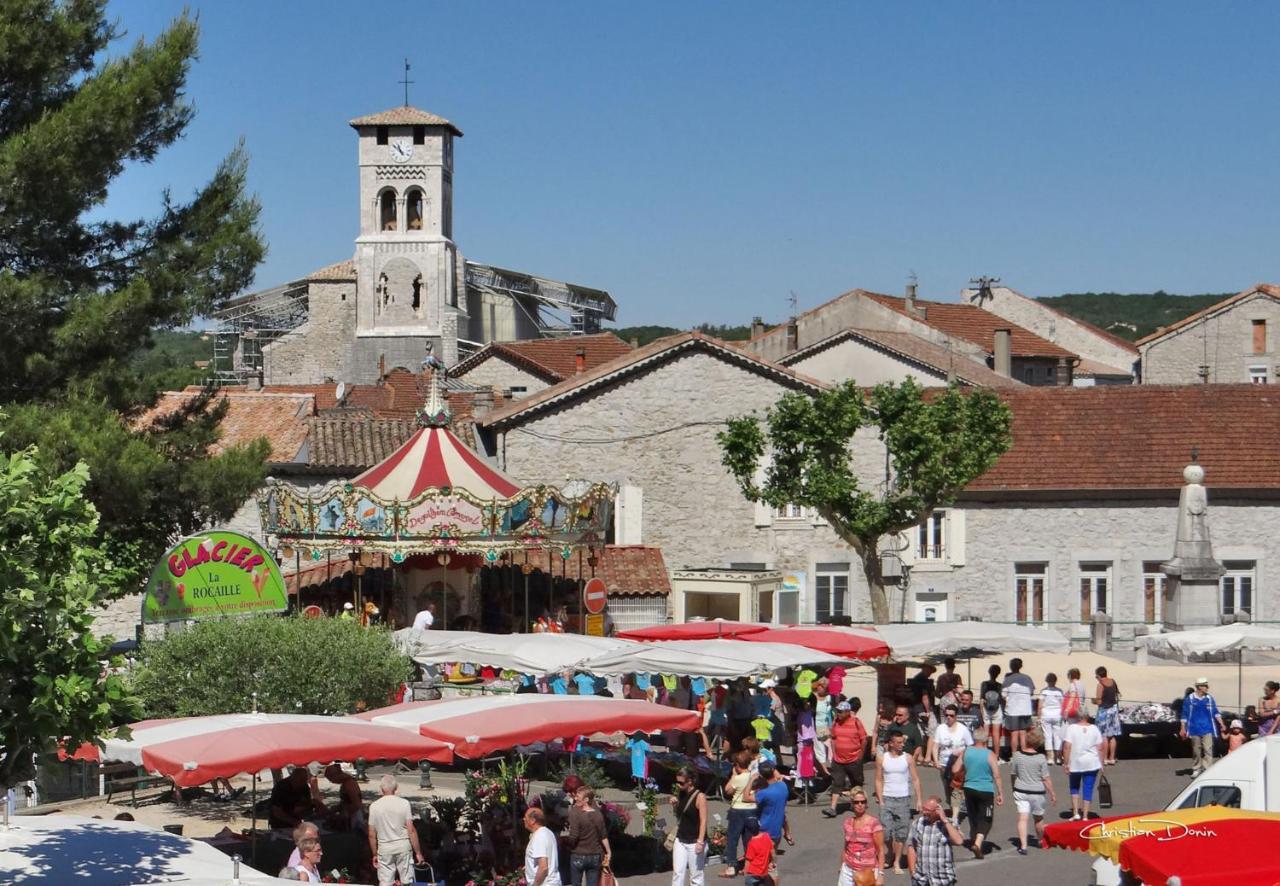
[1231,719,1244,729]
[836,701,852,712]
[1196,676,1210,686]
[343,602,354,610]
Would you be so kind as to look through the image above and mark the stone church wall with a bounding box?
[263,281,356,384]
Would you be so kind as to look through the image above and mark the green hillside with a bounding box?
[1036,291,1231,341]
[612,323,757,347]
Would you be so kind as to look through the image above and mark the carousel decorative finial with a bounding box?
[419,341,451,427]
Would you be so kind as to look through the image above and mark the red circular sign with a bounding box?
[583,577,608,615]
[302,605,325,619]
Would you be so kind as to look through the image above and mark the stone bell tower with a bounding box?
[349,106,462,364]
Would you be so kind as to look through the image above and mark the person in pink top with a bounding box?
[839,788,885,886]
[828,665,847,698]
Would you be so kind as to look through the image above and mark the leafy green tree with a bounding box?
[0,442,139,791]
[0,1,268,585]
[130,617,415,718]
[718,379,1012,624]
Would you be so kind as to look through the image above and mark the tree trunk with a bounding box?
[859,542,892,625]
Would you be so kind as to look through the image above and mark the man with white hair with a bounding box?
[367,774,424,886]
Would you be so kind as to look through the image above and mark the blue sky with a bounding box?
[103,2,1280,327]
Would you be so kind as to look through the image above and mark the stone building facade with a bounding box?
[1138,285,1280,384]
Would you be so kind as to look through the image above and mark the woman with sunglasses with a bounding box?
[669,766,708,886]
[926,704,973,825]
[838,789,884,886]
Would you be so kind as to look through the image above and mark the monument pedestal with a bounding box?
[1162,575,1222,632]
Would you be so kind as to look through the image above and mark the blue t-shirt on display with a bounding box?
[755,780,789,839]
[691,677,707,696]
[573,674,597,696]
[635,673,651,690]
[625,738,650,779]
[753,693,772,718]
[550,676,568,695]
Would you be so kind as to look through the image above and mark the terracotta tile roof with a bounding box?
[302,259,356,282]
[862,292,1077,360]
[348,106,463,135]
[455,333,634,383]
[135,390,314,464]
[481,331,828,428]
[521,545,671,596]
[307,416,419,470]
[1135,284,1280,346]
[967,385,1280,492]
[262,368,469,420]
[781,328,1023,388]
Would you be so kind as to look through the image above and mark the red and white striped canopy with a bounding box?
[360,694,702,759]
[70,713,452,785]
[354,426,521,501]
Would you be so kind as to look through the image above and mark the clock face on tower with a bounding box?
[389,138,414,162]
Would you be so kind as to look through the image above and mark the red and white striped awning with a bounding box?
[353,425,521,501]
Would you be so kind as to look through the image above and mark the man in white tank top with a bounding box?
[875,730,923,874]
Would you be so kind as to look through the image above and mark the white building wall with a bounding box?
[788,338,947,386]
[454,356,551,396]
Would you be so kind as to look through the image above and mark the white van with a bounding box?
[1093,736,1279,884]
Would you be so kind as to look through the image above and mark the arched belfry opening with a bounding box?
[379,189,398,231]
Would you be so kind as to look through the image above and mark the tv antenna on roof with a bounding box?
[969,276,1000,307]
[787,290,799,318]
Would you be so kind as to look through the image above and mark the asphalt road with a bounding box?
[616,755,1198,886]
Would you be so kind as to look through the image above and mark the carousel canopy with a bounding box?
[257,369,614,559]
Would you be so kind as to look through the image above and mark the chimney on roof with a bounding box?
[785,317,799,354]
[629,337,639,349]
[1055,357,1072,386]
[249,370,263,392]
[751,316,765,339]
[471,387,496,419]
[993,328,1012,377]
[378,354,386,381]
[574,346,586,375]
[905,280,918,315]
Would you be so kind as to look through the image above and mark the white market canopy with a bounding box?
[577,638,857,678]
[0,814,290,885]
[397,628,642,673]
[874,621,1070,660]
[1137,623,1280,656]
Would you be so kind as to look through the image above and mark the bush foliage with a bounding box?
[130,616,413,718]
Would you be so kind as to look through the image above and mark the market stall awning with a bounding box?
[1137,623,1280,656]
[577,638,856,678]
[1119,817,1280,886]
[395,628,643,673]
[741,625,890,660]
[69,713,452,786]
[874,621,1069,660]
[0,814,289,885]
[1043,806,1280,866]
[360,695,701,759]
[618,620,768,640]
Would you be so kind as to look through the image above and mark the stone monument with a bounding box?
[1160,458,1224,630]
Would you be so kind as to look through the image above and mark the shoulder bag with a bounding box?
[1097,772,1113,808]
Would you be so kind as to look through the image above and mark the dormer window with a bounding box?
[379,189,397,231]
[406,188,424,230]
[376,126,388,145]
[413,125,426,145]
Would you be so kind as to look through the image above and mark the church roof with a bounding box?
[966,384,1280,494]
[779,327,1023,388]
[349,106,463,135]
[302,259,356,282]
[481,331,828,428]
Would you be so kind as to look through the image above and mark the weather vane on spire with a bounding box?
[399,58,414,107]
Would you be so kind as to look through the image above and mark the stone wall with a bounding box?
[495,349,812,569]
[263,280,356,384]
[979,286,1137,375]
[1140,293,1280,384]
[454,355,551,396]
[788,337,947,386]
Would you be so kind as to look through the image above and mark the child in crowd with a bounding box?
[742,817,775,886]
[794,694,819,804]
[1228,719,1249,753]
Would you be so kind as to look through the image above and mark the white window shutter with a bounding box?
[615,484,643,544]
[948,509,966,566]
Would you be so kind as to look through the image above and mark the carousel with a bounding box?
[257,368,615,630]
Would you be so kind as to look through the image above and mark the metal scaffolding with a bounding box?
[209,281,310,386]
[465,262,616,335]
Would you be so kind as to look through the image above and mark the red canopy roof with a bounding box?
[742,625,890,660]
[354,425,521,500]
[618,621,769,641]
[1119,818,1280,886]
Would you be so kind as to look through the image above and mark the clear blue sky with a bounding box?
[104,1,1280,327]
